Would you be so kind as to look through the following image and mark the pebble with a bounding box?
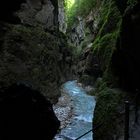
[53,91,74,129]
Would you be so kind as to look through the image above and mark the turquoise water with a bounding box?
[55,81,96,140]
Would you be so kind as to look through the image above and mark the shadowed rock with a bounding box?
[0,0,26,23]
[0,84,60,140]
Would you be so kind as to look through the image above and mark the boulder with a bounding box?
[0,83,60,140]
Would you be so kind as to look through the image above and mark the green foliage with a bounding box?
[92,0,121,73]
[65,0,96,28]
[65,0,75,10]
[88,1,125,139]
[93,80,125,140]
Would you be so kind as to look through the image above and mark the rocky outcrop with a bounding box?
[0,0,66,32]
[77,47,102,85]
[0,0,72,103]
[73,8,101,85]
[66,8,101,86]
[0,83,60,140]
[68,16,85,46]
[67,6,100,47]
[19,0,66,31]
[18,0,58,28]
[0,25,72,103]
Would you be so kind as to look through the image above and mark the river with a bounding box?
[54,81,96,140]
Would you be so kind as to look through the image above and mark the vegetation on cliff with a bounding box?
[90,0,125,139]
[65,0,97,28]
[65,0,139,139]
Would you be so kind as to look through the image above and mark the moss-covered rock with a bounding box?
[92,0,121,72]
[93,79,126,140]
[0,24,71,103]
[92,0,140,139]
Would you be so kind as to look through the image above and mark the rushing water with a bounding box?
[55,81,96,140]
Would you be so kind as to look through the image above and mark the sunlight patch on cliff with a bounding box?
[66,0,75,10]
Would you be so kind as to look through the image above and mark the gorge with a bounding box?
[0,0,140,140]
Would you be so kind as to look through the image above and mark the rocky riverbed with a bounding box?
[53,89,74,129]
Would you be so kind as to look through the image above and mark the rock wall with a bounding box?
[18,0,57,29]
[0,0,71,103]
[74,0,140,92]
[68,16,85,46]
[79,0,140,140]
[67,5,100,47]
[18,0,66,32]
[0,0,66,32]
[0,25,72,103]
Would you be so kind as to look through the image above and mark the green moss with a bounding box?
[65,0,97,28]
[93,81,125,140]
[91,0,122,77]
[89,1,126,139]
[0,24,70,103]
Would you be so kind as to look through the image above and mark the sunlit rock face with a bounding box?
[0,84,60,140]
[112,1,140,92]
[67,16,85,46]
[66,6,101,84]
